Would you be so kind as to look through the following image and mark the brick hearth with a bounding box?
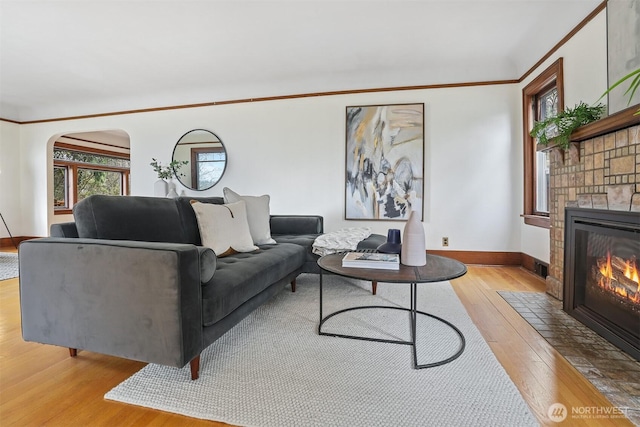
[545,109,639,300]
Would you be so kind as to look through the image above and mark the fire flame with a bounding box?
[624,257,639,284]
[598,253,639,304]
[628,257,640,301]
[599,253,613,286]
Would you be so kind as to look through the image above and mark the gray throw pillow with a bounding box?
[223,187,277,245]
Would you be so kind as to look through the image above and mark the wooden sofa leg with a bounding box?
[291,279,296,293]
[69,348,77,357]
[190,355,200,380]
[371,281,377,295]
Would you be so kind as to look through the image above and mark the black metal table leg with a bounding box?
[318,270,323,333]
[412,281,466,369]
[318,279,466,368]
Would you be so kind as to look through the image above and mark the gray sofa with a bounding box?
[19,195,324,380]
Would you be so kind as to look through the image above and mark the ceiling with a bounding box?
[0,0,603,123]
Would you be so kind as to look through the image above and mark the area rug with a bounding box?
[106,274,537,426]
[0,252,18,281]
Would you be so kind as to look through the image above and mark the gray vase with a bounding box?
[401,210,426,266]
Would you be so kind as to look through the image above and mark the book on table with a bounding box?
[341,252,400,270]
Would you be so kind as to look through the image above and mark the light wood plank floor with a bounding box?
[0,248,633,426]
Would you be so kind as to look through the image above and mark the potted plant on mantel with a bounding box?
[530,101,606,162]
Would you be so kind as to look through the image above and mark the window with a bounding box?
[53,144,130,213]
[191,147,226,190]
[535,86,557,213]
[522,58,563,228]
[53,166,68,208]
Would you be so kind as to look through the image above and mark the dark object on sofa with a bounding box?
[19,195,323,380]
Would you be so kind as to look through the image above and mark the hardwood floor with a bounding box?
[0,248,633,426]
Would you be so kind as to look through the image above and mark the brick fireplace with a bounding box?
[545,106,640,300]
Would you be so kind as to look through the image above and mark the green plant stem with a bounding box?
[150,158,188,180]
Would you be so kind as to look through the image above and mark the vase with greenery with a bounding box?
[150,158,188,197]
[529,102,605,150]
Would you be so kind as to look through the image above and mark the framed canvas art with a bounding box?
[606,0,640,114]
[345,103,424,220]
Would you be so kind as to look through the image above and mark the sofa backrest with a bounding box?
[74,195,188,243]
[73,194,225,245]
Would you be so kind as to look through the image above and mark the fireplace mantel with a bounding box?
[571,104,640,142]
[536,105,640,154]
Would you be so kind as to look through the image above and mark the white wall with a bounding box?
[7,83,522,254]
[518,10,608,263]
[2,8,609,260]
[0,120,21,238]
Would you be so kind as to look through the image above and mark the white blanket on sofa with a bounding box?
[312,227,372,256]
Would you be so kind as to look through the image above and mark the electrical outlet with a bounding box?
[442,237,449,247]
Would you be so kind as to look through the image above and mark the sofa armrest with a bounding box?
[50,222,79,238]
[19,237,206,368]
[270,215,324,235]
[197,245,217,282]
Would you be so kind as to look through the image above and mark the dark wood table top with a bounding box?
[317,252,467,283]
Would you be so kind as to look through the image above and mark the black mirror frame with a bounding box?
[171,129,228,191]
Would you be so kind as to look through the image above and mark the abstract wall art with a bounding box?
[345,103,424,220]
[606,0,640,114]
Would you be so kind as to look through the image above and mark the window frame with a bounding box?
[53,165,69,209]
[53,143,130,215]
[522,58,564,228]
[190,146,226,190]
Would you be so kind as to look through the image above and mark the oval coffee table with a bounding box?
[317,252,468,369]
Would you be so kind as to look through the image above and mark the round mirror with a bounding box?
[172,129,227,190]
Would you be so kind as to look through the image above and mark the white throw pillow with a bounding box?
[223,187,276,245]
[190,200,259,257]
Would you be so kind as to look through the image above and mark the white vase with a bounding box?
[401,210,426,266]
[167,181,179,198]
[154,179,168,197]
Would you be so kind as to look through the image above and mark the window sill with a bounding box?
[54,209,72,215]
[522,214,550,229]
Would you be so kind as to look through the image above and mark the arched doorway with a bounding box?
[50,129,130,223]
